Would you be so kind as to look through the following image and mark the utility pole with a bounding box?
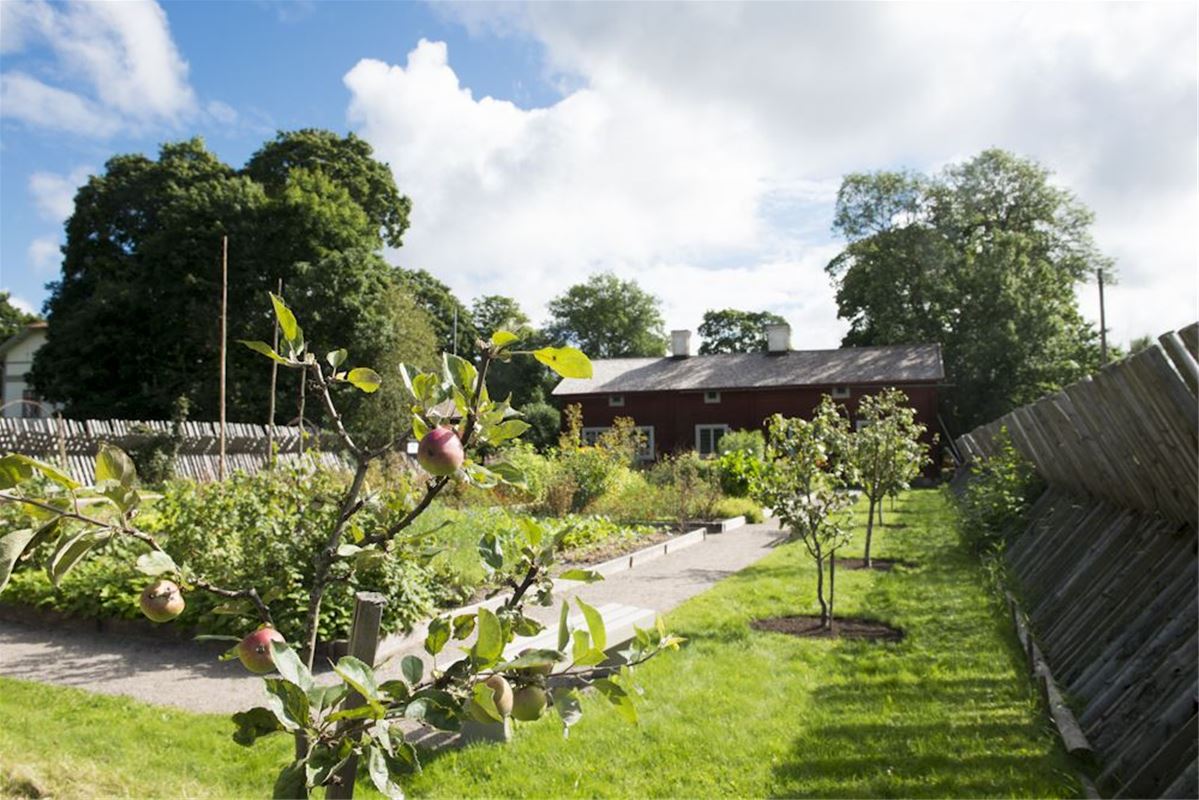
[1098,267,1108,364]
[219,235,228,481]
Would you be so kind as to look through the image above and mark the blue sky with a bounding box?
[2,1,1196,348]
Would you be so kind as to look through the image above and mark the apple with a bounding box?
[468,674,513,721]
[139,579,185,622]
[511,686,548,722]
[237,627,285,674]
[417,427,464,476]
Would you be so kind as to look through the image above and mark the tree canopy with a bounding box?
[397,268,478,357]
[29,132,433,439]
[0,292,37,343]
[698,309,787,354]
[545,273,667,358]
[826,149,1107,432]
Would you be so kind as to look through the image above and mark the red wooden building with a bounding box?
[552,324,944,462]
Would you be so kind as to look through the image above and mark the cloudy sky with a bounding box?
[1,0,1195,349]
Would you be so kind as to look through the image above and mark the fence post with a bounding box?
[326,591,388,800]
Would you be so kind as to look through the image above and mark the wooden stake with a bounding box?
[219,235,228,481]
[326,592,389,800]
[267,278,282,466]
[1098,268,1108,364]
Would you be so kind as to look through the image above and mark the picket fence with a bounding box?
[0,417,348,483]
[955,322,1197,799]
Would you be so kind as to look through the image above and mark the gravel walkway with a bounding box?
[0,519,785,715]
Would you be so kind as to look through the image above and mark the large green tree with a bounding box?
[469,295,552,408]
[698,308,787,354]
[397,268,478,357]
[826,149,1106,432]
[29,132,433,440]
[545,272,667,358]
[0,292,37,342]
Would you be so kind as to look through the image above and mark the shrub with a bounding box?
[649,452,723,530]
[716,449,763,497]
[717,428,765,459]
[587,469,672,522]
[518,401,561,452]
[712,496,764,524]
[952,427,1044,552]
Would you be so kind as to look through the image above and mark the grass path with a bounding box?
[0,490,1079,798]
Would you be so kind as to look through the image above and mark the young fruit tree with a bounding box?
[0,295,682,799]
[850,388,930,567]
[750,397,857,629]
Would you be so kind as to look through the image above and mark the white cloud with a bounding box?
[0,0,197,135]
[27,237,61,274]
[346,4,1196,349]
[29,166,93,224]
[3,291,38,317]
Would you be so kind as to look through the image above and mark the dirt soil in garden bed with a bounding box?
[750,615,904,642]
[837,558,917,571]
[557,530,676,571]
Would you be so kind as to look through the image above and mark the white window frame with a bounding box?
[582,425,655,461]
[695,424,730,457]
[831,386,851,399]
[608,394,625,407]
[704,390,721,404]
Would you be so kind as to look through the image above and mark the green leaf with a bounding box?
[490,330,520,348]
[576,597,607,651]
[571,629,607,667]
[443,353,478,398]
[231,706,284,747]
[489,419,530,444]
[6,453,80,490]
[400,654,423,687]
[23,517,62,555]
[452,613,477,640]
[95,444,137,487]
[513,615,544,637]
[135,550,178,577]
[379,680,409,704]
[271,759,308,800]
[368,745,406,799]
[463,462,498,489]
[496,648,560,672]
[326,348,347,368]
[238,339,290,365]
[325,704,380,723]
[0,454,34,489]
[346,367,382,393]
[271,642,313,692]
[470,682,502,722]
[263,678,310,731]
[558,569,603,583]
[411,413,429,440]
[554,688,583,736]
[594,678,638,724]
[517,517,543,549]
[49,530,107,587]
[0,528,36,593]
[557,601,570,651]
[336,543,362,557]
[425,617,450,656]
[333,655,382,710]
[269,292,299,347]
[533,346,592,379]
[471,607,504,666]
[397,362,417,399]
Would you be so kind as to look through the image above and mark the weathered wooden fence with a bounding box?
[955,323,1198,799]
[0,417,348,483]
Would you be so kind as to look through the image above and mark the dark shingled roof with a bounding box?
[552,344,944,396]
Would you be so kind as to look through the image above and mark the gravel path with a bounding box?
[0,519,785,715]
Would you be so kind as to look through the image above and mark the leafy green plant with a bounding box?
[0,295,682,798]
[952,426,1044,552]
[717,428,765,459]
[716,449,764,498]
[712,497,764,524]
[750,397,857,629]
[649,452,723,531]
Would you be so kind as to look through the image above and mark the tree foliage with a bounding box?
[851,389,929,566]
[826,149,1107,432]
[697,308,786,354]
[0,292,37,342]
[545,273,667,358]
[28,132,432,439]
[397,268,478,357]
[751,397,857,628]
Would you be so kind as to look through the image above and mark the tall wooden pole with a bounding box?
[1098,268,1108,364]
[267,278,282,466]
[219,235,228,481]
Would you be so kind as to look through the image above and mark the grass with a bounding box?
[0,490,1080,798]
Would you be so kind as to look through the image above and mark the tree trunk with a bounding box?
[864,495,877,568]
[877,501,884,526]
[814,551,828,628]
[827,551,836,631]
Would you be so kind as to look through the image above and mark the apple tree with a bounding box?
[850,388,930,567]
[751,397,857,629]
[0,294,682,798]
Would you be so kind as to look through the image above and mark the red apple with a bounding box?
[417,426,464,476]
[139,579,185,622]
[237,627,285,674]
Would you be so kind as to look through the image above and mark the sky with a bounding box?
[1,0,1195,350]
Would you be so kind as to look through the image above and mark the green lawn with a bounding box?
[0,490,1080,798]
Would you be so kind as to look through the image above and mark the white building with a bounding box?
[0,321,55,418]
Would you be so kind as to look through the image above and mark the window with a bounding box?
[695,424,730,457]
[582,425,656,460]
[608,394,625,407]
[831,386,851,399]
[704,390,721,404]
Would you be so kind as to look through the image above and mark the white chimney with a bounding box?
[766,323,791,353]
[671,329,692,357]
